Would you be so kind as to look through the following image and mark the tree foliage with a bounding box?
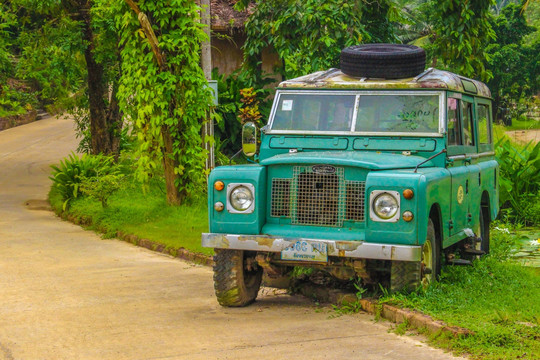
[15,16,86,105]
[2,0,123,155]
[113,0,213,204]
[0,1,17,81]
[486,1,539,120]
[236,0,400,79]
[429,0,496,81]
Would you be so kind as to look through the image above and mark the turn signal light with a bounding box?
[214,202,224,212]
[214,181,224,191]
[402,211,414,222]
[403,189,414,199]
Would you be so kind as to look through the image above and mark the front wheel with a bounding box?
[391,219,440,292]
[213,249,263,307]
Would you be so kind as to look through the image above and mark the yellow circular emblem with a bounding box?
[457,185,464,204]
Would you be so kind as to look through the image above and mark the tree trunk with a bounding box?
[107,81,123,158]
[81,6,114,155]
[161,125,184,205]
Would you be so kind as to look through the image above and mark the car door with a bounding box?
[447,94,477,236]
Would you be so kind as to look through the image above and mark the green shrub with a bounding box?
[80,173,125,208]
[490,226,520,261]
[0,85,38,118]
[496,139,540,226]
[49,153,120,210]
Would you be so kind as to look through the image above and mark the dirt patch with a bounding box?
[505,129,540,144]
[25,199,52,211]
[0,111,38,131]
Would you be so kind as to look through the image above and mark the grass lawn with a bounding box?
[505,117,540,131]
[381,228,540,360]
[49,178,212,256]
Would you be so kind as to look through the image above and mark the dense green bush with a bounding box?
[496,139,540,226]
[49,153,121,210]
[0,85,38,118]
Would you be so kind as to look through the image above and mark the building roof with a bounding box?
[210,0,254,32]
[278,68,492,98]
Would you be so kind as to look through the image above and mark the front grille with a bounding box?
[270,166,365,227]
[345,181,366,221]
[270,179,291,217]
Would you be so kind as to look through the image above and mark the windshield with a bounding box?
[270,92,441,134]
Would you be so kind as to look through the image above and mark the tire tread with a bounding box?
[340,44,426,79]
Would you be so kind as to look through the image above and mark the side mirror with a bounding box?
[242,121,258,157]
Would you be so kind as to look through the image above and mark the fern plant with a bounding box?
[49,153,120,210]
[496,139,540,225]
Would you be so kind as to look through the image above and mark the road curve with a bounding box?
[0,117,466,360]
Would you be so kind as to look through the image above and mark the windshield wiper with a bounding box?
[414,149,447,173]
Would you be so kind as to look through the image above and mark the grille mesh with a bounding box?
[291,166,346,227]
[270,179,291,217]
[270,166,366,226]
[345,181,366,221]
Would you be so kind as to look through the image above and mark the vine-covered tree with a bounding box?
[113,0,213,205]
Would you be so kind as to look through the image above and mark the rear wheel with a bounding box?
[213,249,263,307]
[391,219,440,292]
[479,206,490,254]
[463,207,490,260]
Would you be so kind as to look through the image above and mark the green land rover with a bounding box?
[202,44,499,307]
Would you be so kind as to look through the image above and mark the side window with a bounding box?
[447,98,461,145]
[461,101,474,146]
[477,104,492,144]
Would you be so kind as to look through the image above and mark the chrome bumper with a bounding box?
[202,233,421,262]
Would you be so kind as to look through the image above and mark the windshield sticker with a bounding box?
[282,100,293,111]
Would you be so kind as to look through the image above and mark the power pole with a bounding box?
[201,0,215,172]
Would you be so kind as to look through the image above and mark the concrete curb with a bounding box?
[298,284,473,338]
[58,210,472,339]
[0,110,38,131]
[62,213,215,267]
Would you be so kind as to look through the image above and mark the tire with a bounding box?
[391,219,440,292]
[480,205,490,255]
[213,249,263,307]
[390,261,421,293]
[463,207,490,260]
[340,44,426,79]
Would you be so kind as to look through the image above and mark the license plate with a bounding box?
[281,240,328,262]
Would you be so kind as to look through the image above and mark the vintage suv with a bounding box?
[203,44,499,307]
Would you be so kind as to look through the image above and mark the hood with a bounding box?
[260,151,433,170]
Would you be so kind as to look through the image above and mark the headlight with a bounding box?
[229,185,254,212]
[371,191,400,221]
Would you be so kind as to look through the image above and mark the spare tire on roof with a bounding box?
[340,44,426,79]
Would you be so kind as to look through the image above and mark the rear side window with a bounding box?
[447,98,461,145]
[461,101,474,146]
[477,104,492,144]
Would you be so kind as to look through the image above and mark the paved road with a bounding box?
[0,117,466,360]
[504,129,540,144]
